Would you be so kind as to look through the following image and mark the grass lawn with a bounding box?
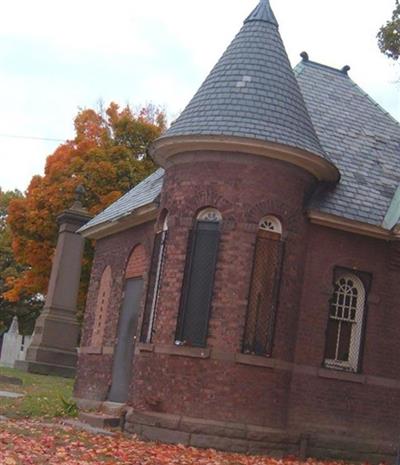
[0,367,76,419]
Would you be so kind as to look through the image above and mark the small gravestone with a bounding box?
[0,375,23,386]
[0,390,24,399]
[0,317,32,369]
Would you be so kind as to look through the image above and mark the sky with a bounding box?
[0,0,399,192]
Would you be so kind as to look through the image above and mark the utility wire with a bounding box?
[0,133,67,143]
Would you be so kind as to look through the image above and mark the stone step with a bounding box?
[102,401,126,417]
[78,411,121,429]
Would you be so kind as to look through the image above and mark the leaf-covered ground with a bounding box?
[0,419,369,465]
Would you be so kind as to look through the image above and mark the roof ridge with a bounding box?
[296,56,400,131]
[349,79,400,130]
[298,57,351,76]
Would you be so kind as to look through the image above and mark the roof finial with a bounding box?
[71,184,87,210]
[244,0,278,26]
[341,65,351,76]
[300,51,309,62]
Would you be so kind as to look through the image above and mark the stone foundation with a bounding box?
[124,409,397,464]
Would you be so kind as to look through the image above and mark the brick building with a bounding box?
[74,0,400,461]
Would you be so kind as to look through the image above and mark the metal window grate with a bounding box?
[243,231,283,356]
[176,221,220,347]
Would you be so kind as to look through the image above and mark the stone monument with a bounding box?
[16,187,92,377]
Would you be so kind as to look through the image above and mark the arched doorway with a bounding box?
[108,244,146,403]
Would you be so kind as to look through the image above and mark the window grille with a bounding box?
[243,217,283,356]
[324,273,366,372]
[176,209,221,347]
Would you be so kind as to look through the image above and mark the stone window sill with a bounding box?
[78,346,102,355]
[235,353,275,368]
[78,346,114,355]
[102,346,114,355]
[136,343,155,353]
[154,344,210,359]
[318,368,366,384]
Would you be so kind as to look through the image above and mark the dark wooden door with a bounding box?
[108,277,143,403]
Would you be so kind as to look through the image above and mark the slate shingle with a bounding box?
[295,60,400,226]
[160,0,328,163]
[79,168,165,233]
[81,3,400,234]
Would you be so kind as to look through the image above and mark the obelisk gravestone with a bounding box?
[16,188,92,377]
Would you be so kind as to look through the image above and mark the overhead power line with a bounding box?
[0,133,67,143]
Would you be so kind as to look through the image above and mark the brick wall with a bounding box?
[129,152,316,428]
[125,244,147,279]
[288,224,400,440]
[75,150,400,449]
[74,221,154,401]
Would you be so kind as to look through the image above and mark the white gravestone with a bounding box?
[0,317,32,368]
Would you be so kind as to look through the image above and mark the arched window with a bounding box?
[140,212,169,343]
[243,216,284,356]
[259,216,282,234]
[197,208,223,223]
[92,266,112,347]
[176,208,222,347]
[324,273,366,372]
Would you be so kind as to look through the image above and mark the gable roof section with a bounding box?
[160,0,329,163]
[295,59,400,227]
[79,168,165,234]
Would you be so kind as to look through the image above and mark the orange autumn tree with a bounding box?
[5,102,166,319]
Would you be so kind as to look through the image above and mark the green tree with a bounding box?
[0,189,43,334]
[378,0,400,61]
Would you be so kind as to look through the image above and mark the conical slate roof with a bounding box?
[244,0,278,26]
[162,0,328,160]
